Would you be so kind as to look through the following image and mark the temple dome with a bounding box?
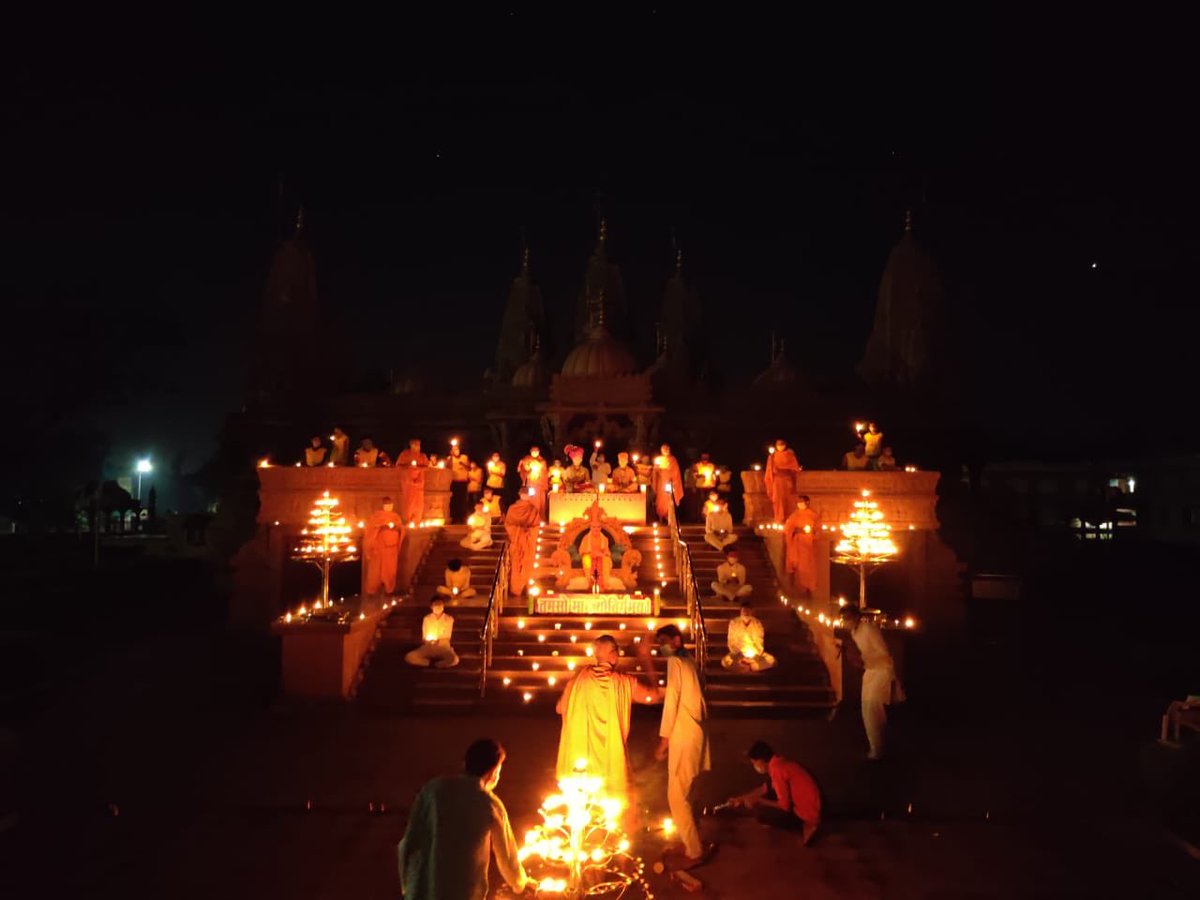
[560,324,637,378]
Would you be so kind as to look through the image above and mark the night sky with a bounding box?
[4,17,1197,512]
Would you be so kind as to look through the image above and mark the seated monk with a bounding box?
[722,602,776,671]
[610,452,638,492]
[354,437,380,467]
[304,435,328,467]
[436,558,476,599]
[843,442,870,471]
[459,503,494,551]
[480,488,504,521]
[561,445,591,493]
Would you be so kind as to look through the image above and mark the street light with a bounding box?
[136,458,152,501]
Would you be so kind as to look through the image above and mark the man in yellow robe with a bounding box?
[362,497,405,595]
[611,452,638,492]
[485,452,506,491]
[555,635,660,794]
[329,427,350,466]
[304,436,327,467]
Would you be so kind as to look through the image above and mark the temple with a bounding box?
[227,209,962,712]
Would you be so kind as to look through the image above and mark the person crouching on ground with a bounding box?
[726,740,821,845]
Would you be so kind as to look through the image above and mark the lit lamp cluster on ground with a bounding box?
[518,759,651,898]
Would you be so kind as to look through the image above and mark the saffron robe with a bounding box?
[555,662,637,793]
[396,449,430,523]
[764,449,801,523]
[362,509,405,594]
[504,498,540,595]
[652,454,683,520]
[783,506,821,595]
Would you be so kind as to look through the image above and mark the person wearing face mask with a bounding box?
[397,738,528,900]
[517,446,548,520]
[610,452,638,493]
[783,495,821,599]
[405,598,458,668]
[396,438,430,525]
[640,625,714,870]
[725,741,821,845]
[722,602,775,671]
[711,548,752,602]
[764,438,802,523]
[362,497,405,595]
[839,605,905,761]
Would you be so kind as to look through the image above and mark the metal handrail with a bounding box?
[478,539,509,698]
[665,500,708,683]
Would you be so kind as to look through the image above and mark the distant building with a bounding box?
[977,460,1137,540]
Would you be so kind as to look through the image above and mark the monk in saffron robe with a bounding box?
[395,439,429,524]
[764,439,802,523]
[504,496,540,596]
[556,635,660,794]
[652,444,683,523]
[783,495,820,597]
[363,497,405,595]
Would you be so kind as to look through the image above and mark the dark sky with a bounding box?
[3,15,1197,507]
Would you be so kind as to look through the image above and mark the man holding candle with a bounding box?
[396,438,430,525]
[611,451,638,492]
[448,440,470,523]
[362,497,404,596]
[397,738,527,899]
[405,597,459,668]
[652,444,684,523]
[517,446,548,520]
[764,439,801,523]
[436,558,476,600]
[722,602,775,671]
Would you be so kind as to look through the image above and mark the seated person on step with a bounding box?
[875,446,898,471]
[405,597,459,668]
[480,488,504,521]
[705,495,737,550]
[712,548,753,602]
[436,558,476,600]
[722,601,776,671]
[459,503,493,551]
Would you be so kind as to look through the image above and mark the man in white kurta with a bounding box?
[711,549,753,602]
[841,605,905,760]
[648,625,711,864]
[704,499,737,550]
[397,738,527,900]
[405,599,459,668]
[459,504,493,551]
[722,603,776,671]
[555,635,659,795]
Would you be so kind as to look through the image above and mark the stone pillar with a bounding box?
[815,535,832,604]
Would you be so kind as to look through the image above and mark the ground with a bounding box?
[1,539,1198,898]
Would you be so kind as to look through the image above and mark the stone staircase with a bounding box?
[354,523,501,713]
[355,521,835,717]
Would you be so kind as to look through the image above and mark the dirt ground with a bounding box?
[1,625,1196,899]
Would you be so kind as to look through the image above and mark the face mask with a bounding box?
[659,644,676,657]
